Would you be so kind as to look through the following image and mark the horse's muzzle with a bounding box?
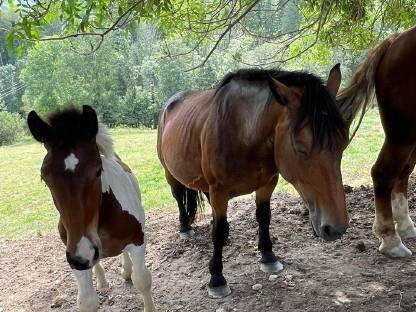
[320,224,347,241]
[66,246,99,270]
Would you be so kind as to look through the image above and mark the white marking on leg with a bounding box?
[64,153,79,171]
[125,244,155,312]
[101,157,145,225]
[392,192,416,239]
[373,211,412,258]
[73,269,99,312]
[76,236,95,265]
[121,251,132,280]
[92,263,108,289]
[379,233,412,258]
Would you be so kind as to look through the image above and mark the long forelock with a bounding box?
[46,107,89,145]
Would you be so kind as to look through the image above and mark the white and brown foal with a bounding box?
[27,105,154,312]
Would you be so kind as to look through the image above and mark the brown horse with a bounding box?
[27,106,154,312]
[157,66,350,298]
[338,26,416,258]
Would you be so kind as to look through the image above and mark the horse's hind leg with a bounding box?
[121,251,133,280]
[128,245,155,312]
[256,177,283,273]
[372,142,415,258]
[92,262,109,289]
[73,269,99,312]
[392,148,416,239]
[207,188,231,298]
[166,171,197,239]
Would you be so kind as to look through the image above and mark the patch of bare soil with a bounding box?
[1,177,416,312]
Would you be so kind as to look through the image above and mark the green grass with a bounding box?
[0,110,384,238]
[0,129,174,238]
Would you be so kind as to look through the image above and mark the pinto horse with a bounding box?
[27,106,154,312]
[157,66,350,298]
[337,26,416,258]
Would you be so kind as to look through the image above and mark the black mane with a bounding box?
[216,68,347,149]
[45,106,96,145]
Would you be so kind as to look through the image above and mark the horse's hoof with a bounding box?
[398,225,416,240]
[379,240,412,258]
[208,284,232,299]
[179,229,194,240]
[260,261,284,273]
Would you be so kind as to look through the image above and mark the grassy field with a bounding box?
[0,109,384,238]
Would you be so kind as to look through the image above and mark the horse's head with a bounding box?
[28,105,103,270]
[272,65,349,241]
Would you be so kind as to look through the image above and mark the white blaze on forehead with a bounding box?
[75,236,95,262]
[64,153,79,171]
[100,156,145,227]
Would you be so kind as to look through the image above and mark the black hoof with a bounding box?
[260,251,283,272]
[208,284,232,298]
[179,229,194,240]
[208,275,231,298]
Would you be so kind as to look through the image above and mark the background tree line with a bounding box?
[0,0,415,145]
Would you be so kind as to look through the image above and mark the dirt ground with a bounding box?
[1,177,416,312]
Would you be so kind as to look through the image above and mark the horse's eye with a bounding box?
[96,167,103,177]
[294,142,309,158]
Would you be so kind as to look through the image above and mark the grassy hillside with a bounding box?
[0,109,385,238]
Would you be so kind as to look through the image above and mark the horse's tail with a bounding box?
[182,187,205,224]
[337,32,400,140]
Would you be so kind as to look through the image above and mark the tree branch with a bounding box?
[185,0,261,71]
[39,0,144,42]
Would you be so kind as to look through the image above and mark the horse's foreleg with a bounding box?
[392,149,416,239]
[73,269,99,312]
[256,176,283,273]
[121,251,133,280]
[128,244,155,312]
[208,188,231,299]
[92,262,108,289]
[372,143,414,258]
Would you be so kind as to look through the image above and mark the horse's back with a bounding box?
[157,89,214,190]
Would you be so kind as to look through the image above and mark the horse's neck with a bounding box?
[100,156,144,224]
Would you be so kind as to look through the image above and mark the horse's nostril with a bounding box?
[321,224,345,241]
[322,225,332,237]
[66,252,90,271]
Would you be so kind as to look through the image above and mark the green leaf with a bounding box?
[16,43,25,57]
[7,0,17,12]
[6,32,15,55]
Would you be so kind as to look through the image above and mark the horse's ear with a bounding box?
[327,63,342,97]
[271,78,301,114]
[27,111,53,143]
[82,105,98,139]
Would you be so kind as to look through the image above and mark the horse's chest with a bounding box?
[98,192,144,258]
